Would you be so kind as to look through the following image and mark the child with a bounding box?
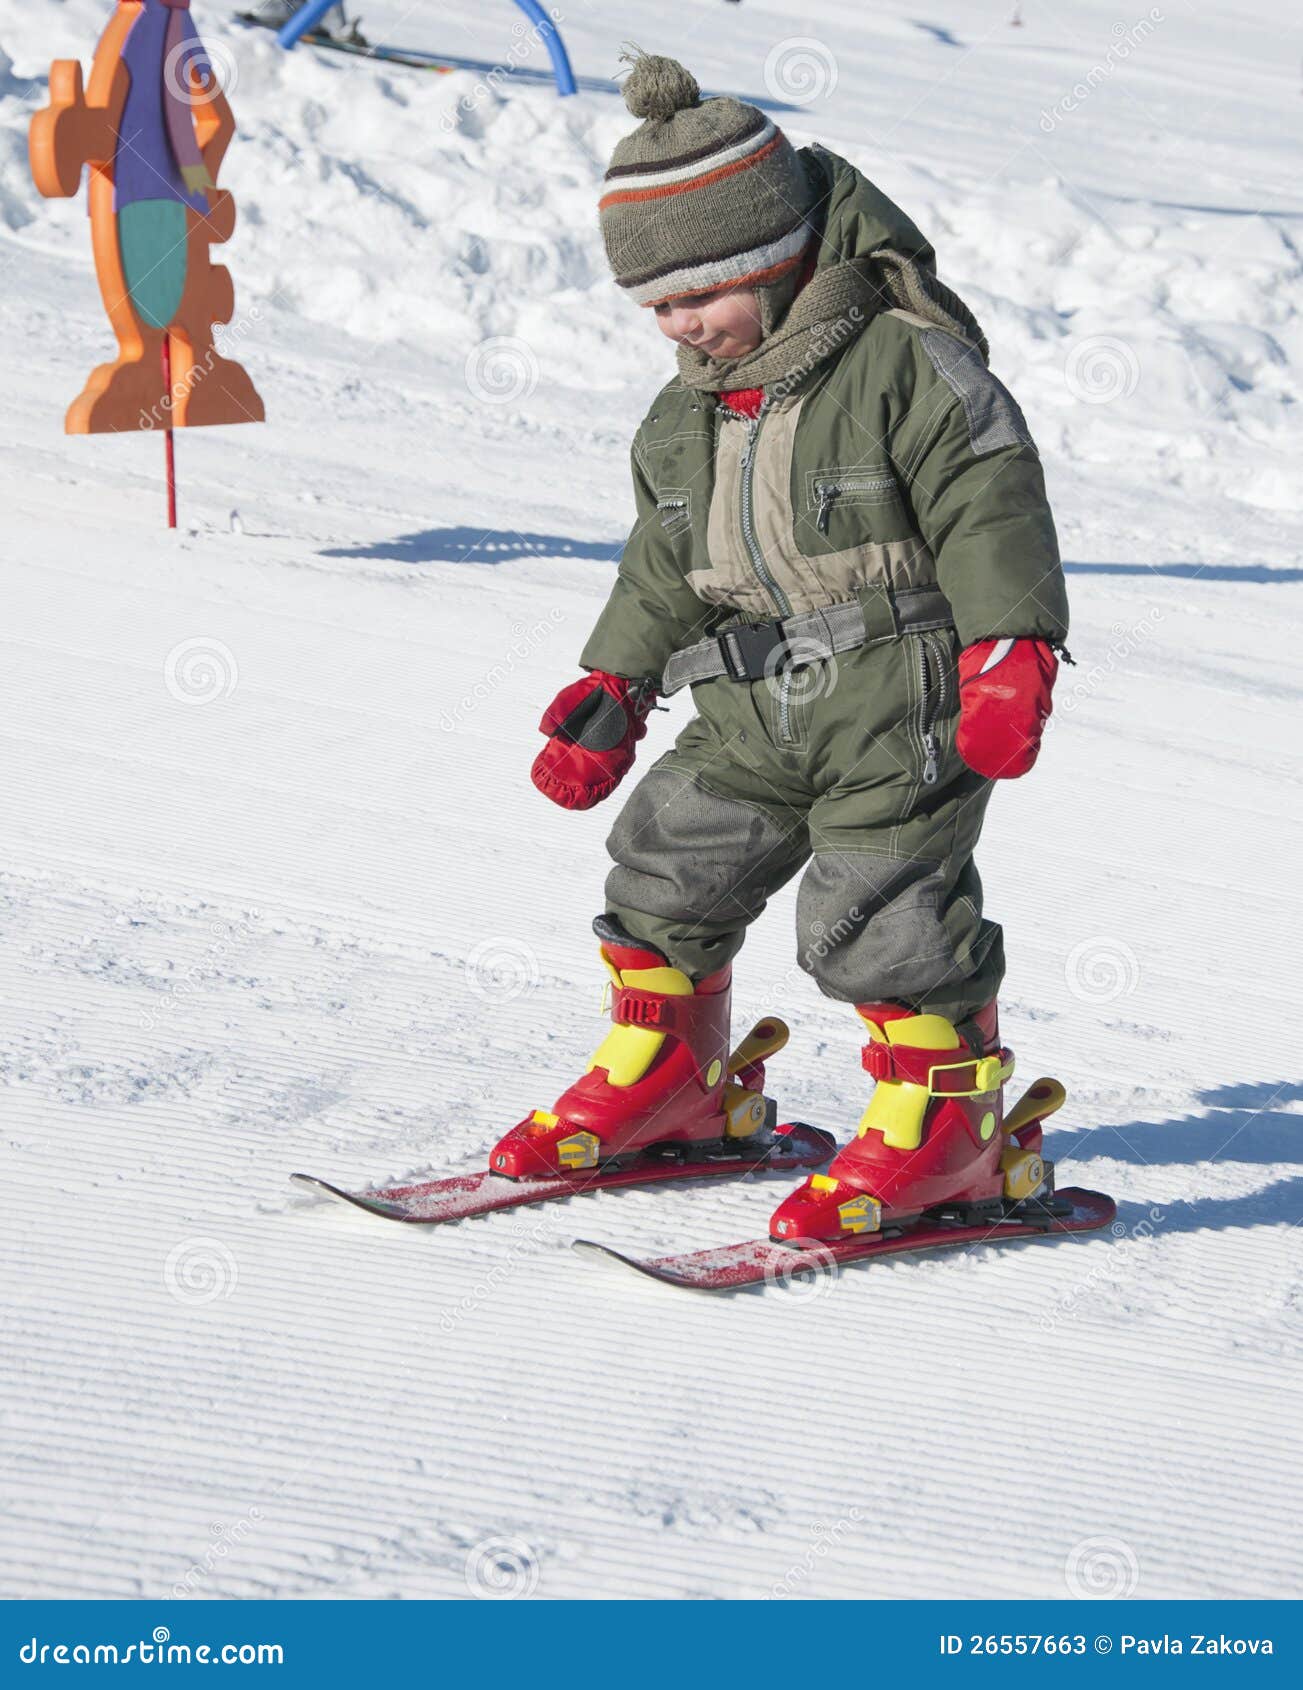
[494,51,1067,1245]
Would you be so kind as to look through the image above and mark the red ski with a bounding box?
[291,1120,835,1226]
[572,1186,1117,1291]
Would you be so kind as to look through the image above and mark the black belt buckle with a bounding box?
[717,618,787,681]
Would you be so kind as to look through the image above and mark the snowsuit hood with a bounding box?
[808,144,933,273]
[803,143,990,362]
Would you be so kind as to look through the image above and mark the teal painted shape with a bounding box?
[117,200,189,329]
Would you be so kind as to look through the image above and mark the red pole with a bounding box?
[161,333,177,530]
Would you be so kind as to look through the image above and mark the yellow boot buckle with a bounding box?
[925,1053,1014,1097]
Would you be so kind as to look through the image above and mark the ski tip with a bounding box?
[289,1172,362,1206]
[572,1238,673,1285]
[290,1171,332,1193]
[290,1171,364,1200]
[571,1238,720,1291]
[572,1238,632,1268]
[288,1172,411,1220]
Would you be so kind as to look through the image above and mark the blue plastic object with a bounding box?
[276,0,576,96]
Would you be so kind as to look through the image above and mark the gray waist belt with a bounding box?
[660,587,954,696]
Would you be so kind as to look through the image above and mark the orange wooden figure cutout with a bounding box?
[29,2,264,434]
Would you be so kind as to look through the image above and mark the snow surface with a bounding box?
[1,0,1301,1600]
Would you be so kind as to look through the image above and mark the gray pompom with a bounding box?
[618,46,700,121]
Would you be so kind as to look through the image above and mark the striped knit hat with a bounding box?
[599,50,817,311]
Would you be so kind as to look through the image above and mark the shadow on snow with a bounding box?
[1051,1079,1303,1236]
[321,526,622,565]
[1064,561,1303,583]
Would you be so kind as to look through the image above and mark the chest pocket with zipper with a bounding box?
[805,467,902,541]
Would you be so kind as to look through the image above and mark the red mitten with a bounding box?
[955,637,1058,779]
[531,670,656,811]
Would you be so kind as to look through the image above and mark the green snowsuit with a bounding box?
[578,148,1067,1021]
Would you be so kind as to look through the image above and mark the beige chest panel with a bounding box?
[693,394,936,618]
[695,410,770,615]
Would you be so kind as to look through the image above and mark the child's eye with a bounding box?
[656,291,717,314]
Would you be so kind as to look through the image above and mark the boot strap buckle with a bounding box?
[926,1053,1013,1096]
[862,1043,1013,1095]
[613,990,666,1027]
[862,1042,954,1086]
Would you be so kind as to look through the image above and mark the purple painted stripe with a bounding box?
[115,0,210,214]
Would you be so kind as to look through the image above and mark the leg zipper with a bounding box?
[916,631,949,786]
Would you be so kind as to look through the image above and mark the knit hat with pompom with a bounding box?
[599,48,818,319]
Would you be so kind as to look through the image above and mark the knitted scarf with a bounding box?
[674,252,880,396]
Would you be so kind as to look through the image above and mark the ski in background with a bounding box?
[236,10,455,72]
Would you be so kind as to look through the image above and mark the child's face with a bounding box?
[652,285,763,359]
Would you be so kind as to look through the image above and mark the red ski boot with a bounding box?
[768,1001,1056,1245]
[489,931,787,1179]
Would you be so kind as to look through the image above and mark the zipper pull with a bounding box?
[922,732,939,785]
[627,678,660,722]
[815,483,836,535]
[740,418,758,467]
